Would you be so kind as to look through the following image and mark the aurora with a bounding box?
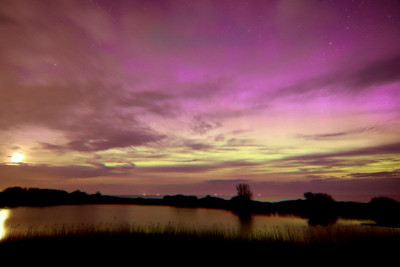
[0,0,399,201]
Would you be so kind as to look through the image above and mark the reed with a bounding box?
[2,221,399,245]
[1,222,399,265]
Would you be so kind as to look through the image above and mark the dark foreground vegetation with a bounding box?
[1,223,399,264]
[1,186,399,227]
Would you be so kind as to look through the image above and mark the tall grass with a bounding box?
[2,222,399,245]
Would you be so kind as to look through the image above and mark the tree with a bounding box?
[303,192,334,203]
[236,183,253,200]
[231,183,253,221]
[370,197,400,226]
[303,192,337,225]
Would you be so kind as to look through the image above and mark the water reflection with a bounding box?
[0,209,9,240]
[238,215,253,237]
[0,205,377,239]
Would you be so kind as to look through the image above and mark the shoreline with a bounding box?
[1,186,400,227]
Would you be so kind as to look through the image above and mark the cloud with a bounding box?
[214,134,225,142]
[346,170,400,179]
[296,126,379,140]
[282,142,400,162]
[272,158,361,169]
[231,129,251,135]
[0,162,136,179]
[65,127,165,152]
[270,53,400,101]
[138,160,261,173]
[0,1,179,152]
[190,116,221,135]
[226,138,255,146]
[138,164,218,174]
[39,116,166,152]
[39,142,66,152]
[0,82,167,152]
[269,142,400,171]
[350,54,400,88]
[185,142,214,151]
[120,91,179,117]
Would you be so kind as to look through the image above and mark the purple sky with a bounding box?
[1,0,400,201]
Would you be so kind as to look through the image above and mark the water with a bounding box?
[0,204,375,241]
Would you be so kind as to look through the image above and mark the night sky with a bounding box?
[1,0,400,201]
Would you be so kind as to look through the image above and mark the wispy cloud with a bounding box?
[40,120,166,152]
[280,142,400,161]
[190,116,221,135]
[138,160,261,173]
[184,141,214,151]
[296,126,380,140]
[346,170,400,179]
[0,162,136,179]
[268,53,400,101]
[349,53,400,88]
[268,142,400,172]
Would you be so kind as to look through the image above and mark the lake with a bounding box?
[0,204,377,241]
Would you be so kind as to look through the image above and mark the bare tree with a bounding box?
[236,183,253,200]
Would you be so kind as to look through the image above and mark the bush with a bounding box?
[303,192,335,203]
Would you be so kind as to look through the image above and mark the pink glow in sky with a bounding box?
[1,0,400,201]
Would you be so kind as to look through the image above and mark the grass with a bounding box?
[2,221,400,245]
[1,222,399,264]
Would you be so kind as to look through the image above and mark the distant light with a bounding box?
[11,153,24,163]
[0,210,9,240]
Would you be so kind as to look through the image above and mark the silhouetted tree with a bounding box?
[370,196,398,206]
[303,192,337,225]
[304,192,335,203]
[231,183,253,221]
[370,196,400,226]
[236,183,253,200]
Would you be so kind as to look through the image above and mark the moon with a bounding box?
[11,153,24,163]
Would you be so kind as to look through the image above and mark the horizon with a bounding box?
[2,184,399,203]
[0,0,400,202]
[115,193,400,203]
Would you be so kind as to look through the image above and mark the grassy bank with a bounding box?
[1,222,399,263]
[4,222,400,244]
